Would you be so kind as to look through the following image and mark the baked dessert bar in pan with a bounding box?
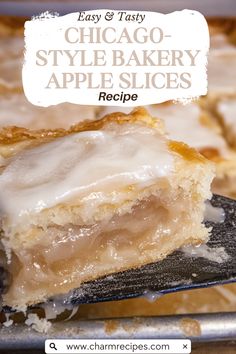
[0,17,24,93]
[208,24,236,169]
[148,102,236,199]
[217,98,236,150]
[0,17,98,128]
[207,19,236,98]
[0,36,23,93]
[208,35,236,98]
[0,109,214,308]
[100,102,236,198]
[0,93,98,129]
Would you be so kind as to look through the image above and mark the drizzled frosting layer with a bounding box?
[218,99,236,133]
[100,104,228,156]
[0,123,173,221]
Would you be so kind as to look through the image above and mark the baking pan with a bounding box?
[0,0,235,17]
[0,313,236,350]
[0,0,236,351]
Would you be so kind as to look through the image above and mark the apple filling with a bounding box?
[4,191,207,308]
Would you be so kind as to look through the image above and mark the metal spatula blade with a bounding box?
[51,194,236,306]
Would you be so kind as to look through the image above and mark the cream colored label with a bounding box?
[23,10,209,107]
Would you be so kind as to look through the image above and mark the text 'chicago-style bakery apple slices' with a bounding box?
[0,108,214,309]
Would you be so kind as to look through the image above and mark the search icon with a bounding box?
[49,342,57,351]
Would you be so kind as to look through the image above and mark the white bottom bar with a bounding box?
[45,339,191,354]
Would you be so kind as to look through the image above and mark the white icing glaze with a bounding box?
[42,301,74,320]
[218,99,236,135]
[0,124,173,221]
[0,94,96,129]
[148,103,228,156]
[0,37,23,89]
[208,39,236,95]
[25,313,51,333]
[210,34,235,52]
[100,104,228,156]
[3,319,13,328]
[182,244,230,264]
[0,37,24,60]
[0,57,22,89]
[204,201,225,223]
[143,290,162,303]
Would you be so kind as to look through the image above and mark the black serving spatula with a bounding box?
[50,194,236,306]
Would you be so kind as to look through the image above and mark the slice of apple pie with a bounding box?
[0,108,214,308]
[208,31,236,99]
